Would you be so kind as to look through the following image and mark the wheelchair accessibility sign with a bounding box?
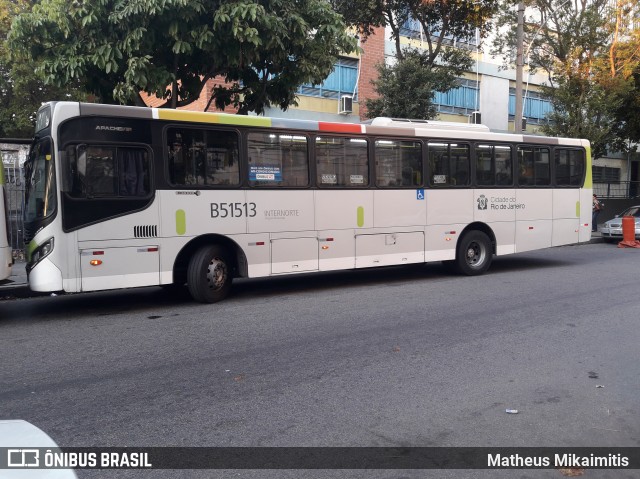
[416,189,425,200]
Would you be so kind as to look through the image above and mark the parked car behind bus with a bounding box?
[600,205,640,242]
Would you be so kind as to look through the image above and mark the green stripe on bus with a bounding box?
[576,201,580,217]
[584,146,593,188]
[357,206,364,227]
[176,209,186,235]
[157,110,272,127]
[26,240,38,262]
[0,164,4,185]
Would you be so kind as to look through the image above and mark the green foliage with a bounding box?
[540,77,626,159]
[333,0,499,61]
[0,0,88,137]
[8,0,357,112]
[365,48,472,119]
[333,0,497,120]
[615,68,640,145]
[492,0,640,157]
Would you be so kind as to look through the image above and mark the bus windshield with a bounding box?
[24,138,56,223]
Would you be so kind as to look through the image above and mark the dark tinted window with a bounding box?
[64,144,150,198]
[316,136,369,187]
[518,146,550,186]
[247,132,309,187]
[475,144,512,186]
[428,142,470,187]
[375,139,422,187]
[167,128,239,186]
[555,148,585,186]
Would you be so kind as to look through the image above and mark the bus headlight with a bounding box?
[31,238,55,265]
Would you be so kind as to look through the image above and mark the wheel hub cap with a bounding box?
[206,259,227,290]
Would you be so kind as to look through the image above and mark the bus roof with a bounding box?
[43,102,588,147]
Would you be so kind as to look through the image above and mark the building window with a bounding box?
[400,19,479,49]
[434,79,479,116]
[509,89,553,125]
[298,58,358,100]
[592,166,621,183]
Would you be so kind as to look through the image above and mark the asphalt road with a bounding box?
[1,242,639,479]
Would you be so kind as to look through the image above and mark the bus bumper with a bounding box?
[28,257,64,292]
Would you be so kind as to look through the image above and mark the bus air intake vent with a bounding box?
[134,225,158,238]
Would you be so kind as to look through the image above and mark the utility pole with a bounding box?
[515,2,524,133]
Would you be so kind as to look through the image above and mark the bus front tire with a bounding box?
[455,231,493,276]
[187,245,232,303]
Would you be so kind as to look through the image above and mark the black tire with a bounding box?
[187,245,233,303]
[455,230,493,276]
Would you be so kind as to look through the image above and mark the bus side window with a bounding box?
[555,148,584,187]
[316,136,368,187]
[247,132,308,187]
[429,142,469,187]
[374,139,422,187]
[167,127,240,187]
[519,146,550,186]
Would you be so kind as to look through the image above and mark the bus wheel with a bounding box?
[187,245,232,303]
[456,231,492,276]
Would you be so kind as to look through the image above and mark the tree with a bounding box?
[0,0,87,137]
[492,0,640,158]
[333,0,498,61]
[8,0,357,113]
[332,0,498,119]
[365,48,472,119]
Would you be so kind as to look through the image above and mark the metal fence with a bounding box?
[593,181,640,199]
[4,163,25,260]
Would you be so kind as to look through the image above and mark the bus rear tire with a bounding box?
[455,230,492,276]
[187,245,232,303]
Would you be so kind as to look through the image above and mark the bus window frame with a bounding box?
[61,141,154,200]
[245,129,311,189]
[472,141,515,188]
[162,124,243,189]
[552,147,586,188]
[426,140,472,188]
[373,136,424,189]
[314,134,371,189]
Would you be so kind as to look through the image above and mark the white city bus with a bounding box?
[1,160,12,280]
[24,102,592,302]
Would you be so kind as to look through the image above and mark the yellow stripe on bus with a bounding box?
[157,110,272,127]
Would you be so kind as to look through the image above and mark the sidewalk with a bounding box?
[0,259,30,298]
[0,232,606,300]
